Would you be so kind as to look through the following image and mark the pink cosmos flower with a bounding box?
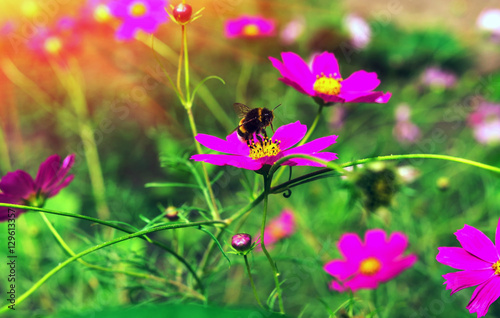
[393,104,421,144]
[108,0,168,41]
[269,51,391,105]
[27,17,81,59]
[344,14,371,49]
[324,229,417,292]
[256,209,296,250]
[436,218,500,317]
[421,67,457,89]
[0,154,76,221]
[477,9,500,34]
[468,101,500,145]
[224,15,275,39]
[190,121,338,171]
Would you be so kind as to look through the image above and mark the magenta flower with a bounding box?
[421,67,457,89]
[393,104,421,144]
[269,52,391,105]
[256,209,296,250]
[0,154,75,221]
[190,121,338,171]
[468,101,500,145]
[108,0,168,41]
[436,218,500,317]
[224,15,275,39]
[27,17,81,59]
[324,229,417,292]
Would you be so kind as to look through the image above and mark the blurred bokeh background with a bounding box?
[1,0,500,317]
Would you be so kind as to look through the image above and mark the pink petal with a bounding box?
[46,174,74,198]
[337,233,364,262]
[442,270,494,294]
[324,260,357,280]
[278,77,310,95]
[376,254,417,282]
[284,135,338,155]
[115,22,137,41]
[35,154,61,191]
[311,52,341,78]
[466,276,500,318]
[0,194,23,221]
[0,170,36,199]
[190,154,262,170]
[282,152,338,167]
[437,247,492,270]
[495,218,500,256]
[272,121,307,149]
[455,224,499,263]
[330,273,379,292]
[280,52,315,94]
[338,91,390,104]
[196,133,247,156]
[386,232,409,259]
[341,70,381,91]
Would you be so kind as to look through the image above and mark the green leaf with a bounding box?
[198,226,231,267]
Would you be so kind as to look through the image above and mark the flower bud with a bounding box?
[231,233,252,252]
[437,177,450,191]
[173,3,192,24]
[164,206,179,221]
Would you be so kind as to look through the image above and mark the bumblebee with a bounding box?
[233,103,281,145]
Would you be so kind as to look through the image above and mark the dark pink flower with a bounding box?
[468,101,500,145]
[256,209,296,250]
[393,104,421,144]
[190,121,338,171]
[224,15,275,39]
[421,67,457,89]
[324,229,417,292]
[27,17,81,59]
[108,0,168,41]
[269,52,391,105]
[0,154,75,221]
[437,218,500,317]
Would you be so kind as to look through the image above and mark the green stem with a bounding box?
[0,220,223,314]
[51,61,110,220]
[261,174,284,314]
[236,58,253,102]
[244,254,264,309]
[183,25,191,105]
[38,212,205,301]
[271,153,500,194]
[0,203,204,293]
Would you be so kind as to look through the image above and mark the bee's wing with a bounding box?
[233,103,252,118]
[231,117,259,133]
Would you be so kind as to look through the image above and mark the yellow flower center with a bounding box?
[313,73,343,96]
[94,4,111,23]
[243,24,260,36]
[492,260,500,275]
[359,257,382,276]
[130,2,147,17]
[44,36,62,55]
[249,137,281,160]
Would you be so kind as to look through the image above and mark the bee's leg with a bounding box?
[270,123,275,133]
[255,132,264,146]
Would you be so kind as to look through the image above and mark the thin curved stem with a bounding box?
[39,213,204,300]
[244,254,264,309]
[0,203,204,293]
[260,174,284,314]
[0,220,224,314]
